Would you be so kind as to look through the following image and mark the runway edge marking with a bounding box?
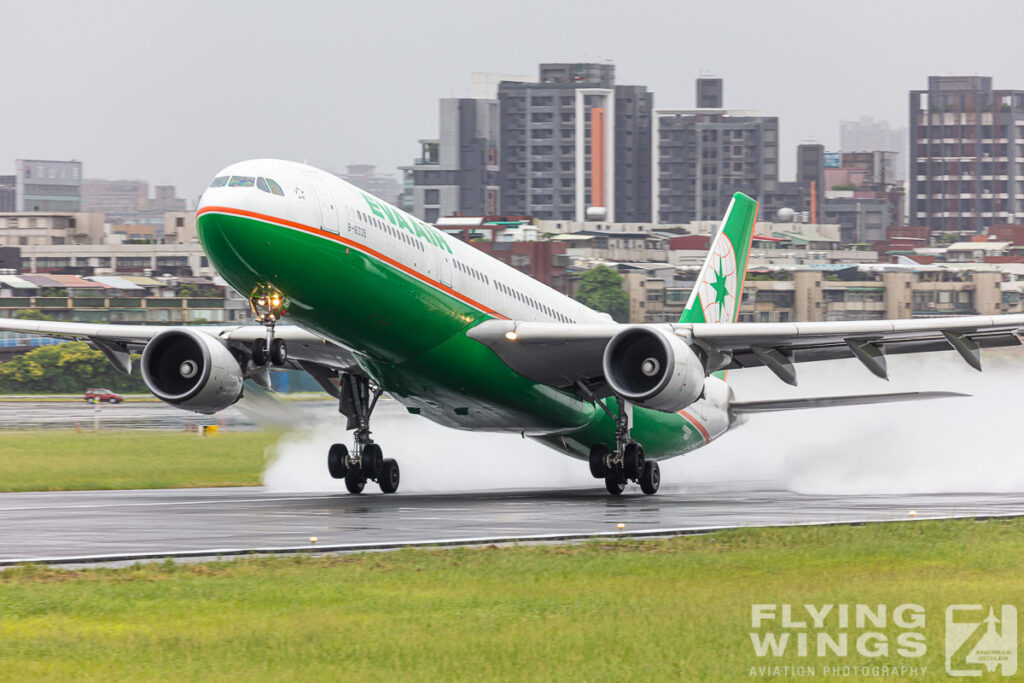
[3,512,1023,567]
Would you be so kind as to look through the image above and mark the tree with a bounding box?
[13,309,53,321]
[574,265,630,322]
[0,342,148,394]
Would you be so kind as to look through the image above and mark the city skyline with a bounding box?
[2,0,1022,203]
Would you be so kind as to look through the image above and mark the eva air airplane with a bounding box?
[2,159,1022,495]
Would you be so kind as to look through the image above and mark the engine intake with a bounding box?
[141,329,244,414]
[602,326,705,413]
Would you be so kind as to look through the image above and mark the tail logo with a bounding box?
[696,235,738,323]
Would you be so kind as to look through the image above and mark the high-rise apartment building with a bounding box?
[840,117,907,181]
[653,79,779,223]
[15,159,82,212]
[498,63,652,222]
[406,98,502,222]
[910,76,1024,233]
[81,179,148,222]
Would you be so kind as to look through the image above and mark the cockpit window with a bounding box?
[209,176,229,188]
[228,175,255,188]
[256,177,286,196]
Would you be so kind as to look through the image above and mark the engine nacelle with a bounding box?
[141,329,244,414]
[602,326,705,413]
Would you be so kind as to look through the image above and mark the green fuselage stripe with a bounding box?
[196,207,709,460]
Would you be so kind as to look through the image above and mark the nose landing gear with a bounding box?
[248,287,288,367]
[327,373,399,494]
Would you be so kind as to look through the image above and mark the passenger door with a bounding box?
[307,175,339,234]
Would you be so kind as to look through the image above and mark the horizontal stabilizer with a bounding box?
[730,391,968,415]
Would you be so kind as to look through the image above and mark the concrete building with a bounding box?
[821,192,892,244]
[619,263,1013,323]
[336,165,401,205]
[81,179,147,222]
[840,117,907,181]
[0,176,15,212]
[0,212,105,246]
[910,76,1024,233]
[499,62,653,223]
[761,144,825,222]
[653,79,779,223]
[17,242,214,278]
[15,159,82,212]
[407,98,502,222]
[80,180,187,228]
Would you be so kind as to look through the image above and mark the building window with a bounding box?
[424,189,440,204]
[425,208,439,223]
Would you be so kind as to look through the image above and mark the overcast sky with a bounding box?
[3,0,1023,204]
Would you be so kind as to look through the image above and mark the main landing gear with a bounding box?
[327,374,400,494]
[587,398,660,496]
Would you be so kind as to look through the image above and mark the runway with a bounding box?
[3,484,1024,566]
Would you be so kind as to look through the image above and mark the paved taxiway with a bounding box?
[3,485,1024,565]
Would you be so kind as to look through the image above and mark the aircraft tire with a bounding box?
[251,339,268,366]
[269,338,288,366]
[588,444,609,478]
[327,443,348,479]
[362,444,384,477]
[604,472,625,496]
[379,458,400,494]
[345,471,366,494]
[639,460,660,495]
[623,443,645,480]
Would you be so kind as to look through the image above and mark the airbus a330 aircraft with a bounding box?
[2,159,1022,495]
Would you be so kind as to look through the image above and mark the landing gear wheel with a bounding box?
[362,443,383,477]
[623,443,645,480]
[639,460,661,495]
[269,338,288,366]
[604,472,625,496]
[379,458,400,493]
[588,444,609,478]
[251,338,268,366]
[327,443,348,479]
[345,471,366,494]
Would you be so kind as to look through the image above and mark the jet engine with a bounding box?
[602,326,705,413]
[141,329,244,414]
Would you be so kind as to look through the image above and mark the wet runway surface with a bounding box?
[4,484,1024,565]
[0,397,355,431]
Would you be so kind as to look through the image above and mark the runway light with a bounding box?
[908,510,917,518]
[309,536,318,544]
[617,523,625,530]
[505,331,519,341]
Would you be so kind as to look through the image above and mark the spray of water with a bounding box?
[262,348,1024,495]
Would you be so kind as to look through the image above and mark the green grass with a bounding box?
[2,519,1023,680]
[0,431,278,491]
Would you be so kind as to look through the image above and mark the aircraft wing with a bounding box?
[729,391,968,414]
[0,317,359,396]
[467,314,1024,391]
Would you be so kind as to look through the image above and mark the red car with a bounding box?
[84,388,123,404]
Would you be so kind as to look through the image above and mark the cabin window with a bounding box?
[228,176,255,188]
[209,176,229,188]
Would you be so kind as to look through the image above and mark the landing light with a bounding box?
[505,331,519,341]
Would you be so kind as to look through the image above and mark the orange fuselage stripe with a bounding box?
[678,409,711,442]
